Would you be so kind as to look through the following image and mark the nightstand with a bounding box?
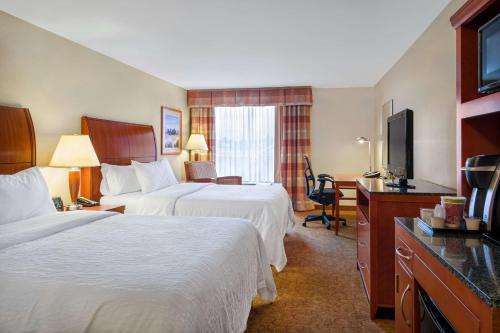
[81,205,125,214]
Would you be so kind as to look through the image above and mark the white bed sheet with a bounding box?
[0,212,276,333]
[0,210,117,250]
[100,191,145,213]
[105,182,295,271]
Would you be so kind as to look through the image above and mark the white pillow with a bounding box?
[131,159,178,193]
[0,167,56,224]
[100,163,141,196]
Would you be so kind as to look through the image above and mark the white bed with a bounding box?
[101,182,295,271]
[0,211,276,333]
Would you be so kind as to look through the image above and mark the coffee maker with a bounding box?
[465,155,500,244]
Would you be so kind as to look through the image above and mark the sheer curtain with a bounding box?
[215,106,275,183]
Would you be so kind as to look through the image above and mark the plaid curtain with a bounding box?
[190,107,215,161]
[279,105,314,211]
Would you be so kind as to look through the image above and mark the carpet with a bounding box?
[247,210,394,332]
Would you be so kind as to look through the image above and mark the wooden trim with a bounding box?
[0,105,36,174]
[160,106,182,155]
[450,0,496,28]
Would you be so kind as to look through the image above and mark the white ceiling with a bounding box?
[0,0,450,89]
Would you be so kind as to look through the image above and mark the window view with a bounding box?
[215,106,275,183]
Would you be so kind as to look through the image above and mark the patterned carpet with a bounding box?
[247,210,394,333]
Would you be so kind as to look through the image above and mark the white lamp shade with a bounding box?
[49,135,100,167]
[185,134,208,151]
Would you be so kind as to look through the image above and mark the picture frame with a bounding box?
[161,106,182,155]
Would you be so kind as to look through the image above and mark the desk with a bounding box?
[333,174,361,235]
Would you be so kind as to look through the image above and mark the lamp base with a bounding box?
[193,152,200,161]
[68,167,81,204]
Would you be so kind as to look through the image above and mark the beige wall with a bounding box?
[311,88,375,204]
[374,0,466,189]
[0,11,188,202]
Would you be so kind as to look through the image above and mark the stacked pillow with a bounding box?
[131,159,178,193]
[100,164,141,196]
[100,159,178,196]
[0,167,56,224]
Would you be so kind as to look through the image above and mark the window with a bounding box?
[215,106,275,183]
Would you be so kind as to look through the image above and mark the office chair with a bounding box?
[303,155,347,230]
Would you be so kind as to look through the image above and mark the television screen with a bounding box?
[387,109,413,179]
[479,14,500,93]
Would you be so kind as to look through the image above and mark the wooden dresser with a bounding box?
[356,178,455,319]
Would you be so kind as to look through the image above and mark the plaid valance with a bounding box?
[187,87,312,107]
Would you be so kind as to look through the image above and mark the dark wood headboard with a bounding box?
[81,116,157,201]
[0,106,36,174]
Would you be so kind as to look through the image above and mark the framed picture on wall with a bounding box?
[161,106,182,155]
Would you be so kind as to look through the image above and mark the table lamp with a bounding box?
[356,136,372,173]
[185,134,208,161]
[49,135,100,208]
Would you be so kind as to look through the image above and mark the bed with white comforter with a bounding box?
[0,211,276,333]
[101,182,295,271]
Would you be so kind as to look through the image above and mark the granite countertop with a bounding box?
[357,178,456,195]
[396,217,500,307]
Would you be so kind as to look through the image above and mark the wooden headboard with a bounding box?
[0,106,36,174]
[81,116,157,201]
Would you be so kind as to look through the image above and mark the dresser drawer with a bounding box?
[357,206,371,296]
[395,237,413,273]
[359,257,371,298]
[357,207,370,263]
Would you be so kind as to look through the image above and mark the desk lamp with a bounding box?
[356,136,373,175]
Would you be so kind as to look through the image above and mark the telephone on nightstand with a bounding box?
[77,197,99,207]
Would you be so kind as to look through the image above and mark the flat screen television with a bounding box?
[387,109,413,179]
[479,13,500,94]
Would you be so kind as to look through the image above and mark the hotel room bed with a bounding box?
[100,181,294,271]
[0,210,276,333]
[82,116,295,272]
[0,106,276,333]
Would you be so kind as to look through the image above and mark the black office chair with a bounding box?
[303,155,347,230]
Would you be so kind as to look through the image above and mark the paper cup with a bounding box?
[465,217,481,231]
[442,196,466,228]
[431,217,445,229]
[420,208,434,224]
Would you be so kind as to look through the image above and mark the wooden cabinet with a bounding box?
[395,260,413,333]
[450,0,500,199]
[395,222,499,332]
[356,179,454,319]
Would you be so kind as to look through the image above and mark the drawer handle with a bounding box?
[358,220,368,226]
[396,247,411,261]
[358,241,367,247]
[359,262,367,269]
[400,284,411,327]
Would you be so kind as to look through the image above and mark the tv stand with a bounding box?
[356,178,455,319]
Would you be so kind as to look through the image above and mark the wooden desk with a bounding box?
[333,173,361,235]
